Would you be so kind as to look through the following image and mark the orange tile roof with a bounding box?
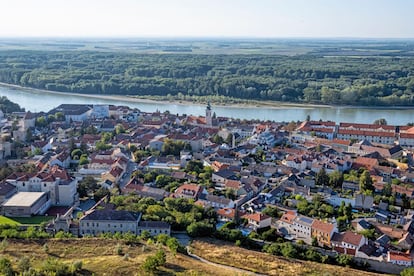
[280,210,297,224]
[400,132,414,139]
[312,219,335,234]
[388,251,412,262]
[242,212,271,223]
[332,139,351,146]
[340,122,395,131]
[338,129,395,137]
[224,179,242,189]
[354,156,378,170]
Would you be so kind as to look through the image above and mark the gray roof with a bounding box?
[357,219,372,230]
[213,170,237,179]
[199,193,232,205]
[82,210,141,222]
[295,215,314,226]
[0,181,16,196]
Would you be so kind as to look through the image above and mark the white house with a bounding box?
[331,231,367,255]
[292,215,314,242]
[6,167,78,206]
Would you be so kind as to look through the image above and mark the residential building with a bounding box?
[173,184,206,200]
[387,251,413,266]
[6,167,78,206]
[137,221,171,236]
[292,215,314,242]
[242,212,271,230]
[331,231,367,255]
[0,181,17,204]
[311,219,337,247]
[197,193,235,209]
[1,192,51,217]
[79,209,141,236]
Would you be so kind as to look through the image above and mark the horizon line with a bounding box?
[1,35,414,41]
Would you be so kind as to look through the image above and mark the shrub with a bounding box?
[70,260,83,273]
[18,256,31,272]
[166,237,180,254]
[156,234,169,245]
[336,254,354,267]
[40,258,70,275]
[141,250,166,273]
[115,243,123,255]
[0,238,8,252]
[0,257,13,276]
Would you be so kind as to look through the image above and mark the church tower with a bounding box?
[206,102,212,126]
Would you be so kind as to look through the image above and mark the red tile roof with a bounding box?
[388,251,412,262]
[341,231,364,246]
[280,210,297,224]
[242,212,271,223]
[312,219,335,234]
[353,156,378,170]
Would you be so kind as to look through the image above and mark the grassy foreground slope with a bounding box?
[0,238,385,276]
[190,239,381,276]
[0,238,237,275]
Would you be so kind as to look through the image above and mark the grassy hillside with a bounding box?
[0,238,237,275]
[0,238,387,275]
[190,239,381,276]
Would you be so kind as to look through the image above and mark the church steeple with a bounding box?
[206,102,212,126]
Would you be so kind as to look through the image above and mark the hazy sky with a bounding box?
[1,0,413,38]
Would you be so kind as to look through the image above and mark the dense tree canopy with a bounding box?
[1,50,414,106]
[0,96,23,113]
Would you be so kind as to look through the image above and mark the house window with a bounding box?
[87,223,89,227]
[22,183,25,187]
[120,224,123,228]
[44,183,47,187]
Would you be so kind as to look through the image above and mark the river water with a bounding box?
[1,85,414,125]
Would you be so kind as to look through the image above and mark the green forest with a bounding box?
[0,46,414,106]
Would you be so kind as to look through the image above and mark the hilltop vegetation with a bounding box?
[0,39,414,106]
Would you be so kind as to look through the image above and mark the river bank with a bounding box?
[0,81,332,110]
[1,82,414,125]
[2,81,405,111]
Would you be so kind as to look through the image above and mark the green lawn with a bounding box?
[0,216,20,226]
[9,216,54,225]
[0,216,54,225]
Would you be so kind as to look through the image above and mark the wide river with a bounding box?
[1,85,414,125]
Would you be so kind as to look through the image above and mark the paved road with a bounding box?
[186,246,267,276]
[119,160,135,188]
